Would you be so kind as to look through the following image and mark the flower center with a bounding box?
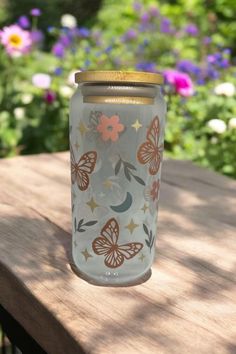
[9,34,22,47]
[106,124,113,131]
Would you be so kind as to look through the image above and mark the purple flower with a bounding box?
[52,42,65,58]
[203,36,211,45]
[160,18,171,33]
[104,45,112,54]
[84,59,91,67]
[77,27,90,38]
[140,12,150,24]
[85,46,91,53]
[136,62,157,73]
[149,6,159,17]
[18,16,30,29]
[31,30,43,43]
[206,66,219,80]
[133,2,142,12]
[219,58,229,68]
[196,78,205,85]
[54,67,63,76]
[177,60,200,75]
[60,35,71,47]
[44,90,56,104]
[207,52,229,69]
[123,28,137,41]
[30,8,41,17]
[185,23,198,36]
[47,26,56,34]
[223,48,231,55]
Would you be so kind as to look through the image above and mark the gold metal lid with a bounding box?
[75,70,163,85]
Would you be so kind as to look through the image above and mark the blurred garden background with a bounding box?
[0,0,236,178]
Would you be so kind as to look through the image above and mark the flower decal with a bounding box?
[97,114,124,142]
[150,180,160,202]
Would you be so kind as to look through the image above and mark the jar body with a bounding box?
[70,83,166,285]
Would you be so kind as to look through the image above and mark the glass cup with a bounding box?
[70,71,166,285]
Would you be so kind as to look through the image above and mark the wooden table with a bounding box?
[0,152,235,354]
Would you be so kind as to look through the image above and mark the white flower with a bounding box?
[14,107,25,119]
[214,82,235,97]
[210,137,218,144]
[61,14,77,28]
[207,119,226,134]
[32,73,51,89]
[68,70,79,86]
[59,85,73,98]
[228,117,236,129]
[21,93,33,104]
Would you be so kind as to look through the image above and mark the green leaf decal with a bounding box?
[143,223,149,236]
[123,162,137,170]
[84,220,98,226]
[124,167,131,181]
[115,158,122,175]
[132,174,146,186]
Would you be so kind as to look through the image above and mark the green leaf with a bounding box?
[79,228,86,232]
[124,167,131,181]
[84,220,98,226]
[143,224,149,236]
[123,161,136,171]
[132,174,145,186]
[114,158,122,175]
[145,239,150,248]
[77,218,84,231]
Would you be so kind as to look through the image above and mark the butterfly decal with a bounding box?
[70,145,97,191]
[137,116,163,175]
[92,218,143,268]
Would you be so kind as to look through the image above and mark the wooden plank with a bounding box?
[0,153,236,354]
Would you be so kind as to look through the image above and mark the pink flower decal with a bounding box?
[150,180,160,202]
[0,25,32,57]
[164,70,194,97]
[97,114,124,142]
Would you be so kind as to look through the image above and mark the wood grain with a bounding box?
[0,152,235,354]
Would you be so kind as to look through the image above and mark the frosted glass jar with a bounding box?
[70,71,166,285]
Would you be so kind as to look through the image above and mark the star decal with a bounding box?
[103,179,113,189]
[81,248,92,261]
[86,197,99,212]
[141,203,149,213]
[139,253,145,262]
[77,122,89,136]
[125,218,139,234]
[131,119,142,132]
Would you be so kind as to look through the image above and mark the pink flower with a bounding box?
[150,180,160,202]
[97,114,124,142]
[0,25,32,57]
[164,70,194,97]
[44,90,56,104]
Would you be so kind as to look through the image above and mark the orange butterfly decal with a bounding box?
[70,145,97,191]
[92,218,143,268]
[137,116,163,175]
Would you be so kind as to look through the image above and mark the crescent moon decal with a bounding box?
[110,192,133,213]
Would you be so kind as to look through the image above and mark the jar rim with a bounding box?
[75,70,163,85]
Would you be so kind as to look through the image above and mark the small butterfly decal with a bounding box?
[137,116,163,175]
[92,218,143,268]
[70,145,97,191]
